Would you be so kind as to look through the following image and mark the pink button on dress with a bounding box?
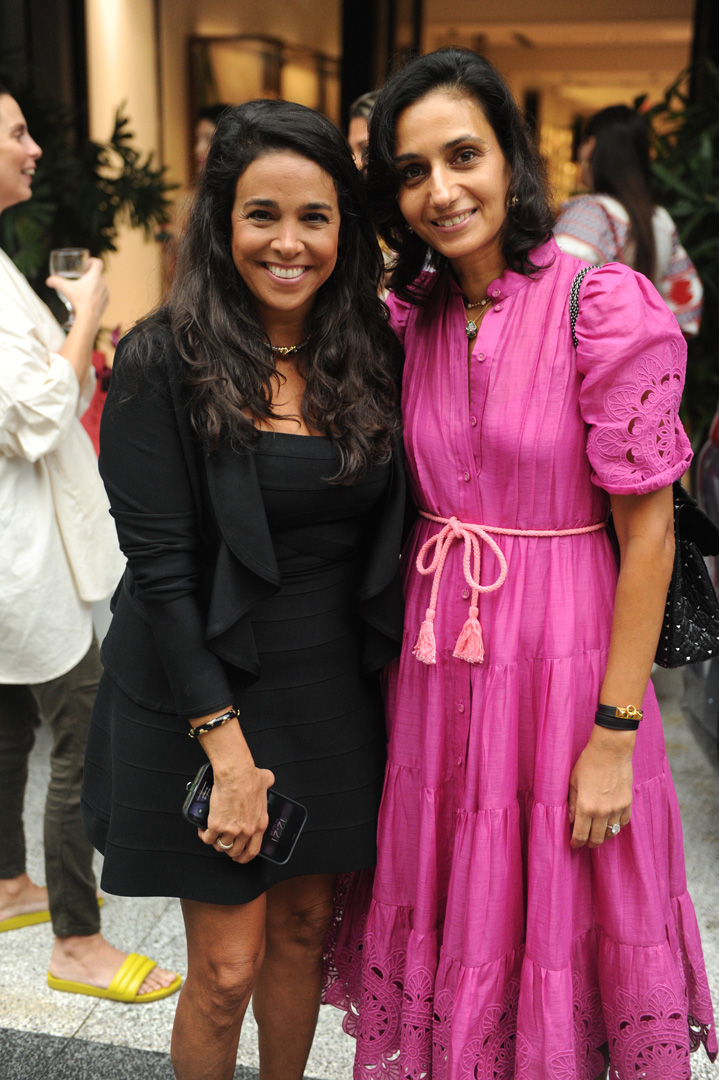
[324,240,717,1079]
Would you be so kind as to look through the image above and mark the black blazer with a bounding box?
[99,326,407,721]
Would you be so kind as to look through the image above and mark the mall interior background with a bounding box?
[0,0,710,335]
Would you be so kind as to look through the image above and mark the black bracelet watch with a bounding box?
[594,704,643,732]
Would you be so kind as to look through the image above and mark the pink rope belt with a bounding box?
[413,511,607,666]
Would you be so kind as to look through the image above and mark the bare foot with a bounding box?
[0,874,49,922]
[50,933,179,997]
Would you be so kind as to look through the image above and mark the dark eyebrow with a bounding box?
[393,134,488,164]
[241,198,333,211]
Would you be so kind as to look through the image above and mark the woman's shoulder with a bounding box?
[558,192,623,218]
[651,204,678,239]
[575,260,683,350]
[110,312,186,407]
[115,312,183,375]
[119,310,174,354]
[580,259,655,296]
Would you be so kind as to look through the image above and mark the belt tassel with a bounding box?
[453,605,484,664]
[413,609,437,665]
[413,512,606,667]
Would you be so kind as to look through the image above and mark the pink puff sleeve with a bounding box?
[575,263,693,495]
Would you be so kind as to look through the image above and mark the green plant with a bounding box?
[0,88,175,315]
[643,61,719,440]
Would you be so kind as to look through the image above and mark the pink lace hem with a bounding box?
[323,879,717,1080]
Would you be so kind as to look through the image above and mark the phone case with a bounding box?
[182,763,307,864]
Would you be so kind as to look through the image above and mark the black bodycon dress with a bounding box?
[82,432,391,904]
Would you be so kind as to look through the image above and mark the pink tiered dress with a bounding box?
[324,240,717,1079]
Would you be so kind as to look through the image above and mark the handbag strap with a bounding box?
[569,265,595,347]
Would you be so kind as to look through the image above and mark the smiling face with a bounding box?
[0,95,42,214]
[394,89,512,281]
[230,150,341,337]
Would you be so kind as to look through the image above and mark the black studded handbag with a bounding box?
[570,267,719,668]
[654,482,719,667]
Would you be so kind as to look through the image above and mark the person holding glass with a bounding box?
[0,83,179,1002]
[80,99,405,1079]
[325,49,717,1080]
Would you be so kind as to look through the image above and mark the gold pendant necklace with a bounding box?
[268,337,310,356]
[464,296,492,340]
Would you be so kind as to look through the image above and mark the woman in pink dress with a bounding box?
[325,49,717,1079]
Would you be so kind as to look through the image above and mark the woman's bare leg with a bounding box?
[171,894,267,1080]
[252,874,336,1080]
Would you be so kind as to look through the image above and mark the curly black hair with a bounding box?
[365,48,554,302]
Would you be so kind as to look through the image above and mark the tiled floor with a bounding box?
[0,669,717,1079]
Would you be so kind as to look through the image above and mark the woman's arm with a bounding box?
[0,257,106,461]
[103,332,276,859]
[568,485,674,848]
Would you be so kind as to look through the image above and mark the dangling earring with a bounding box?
[407,225,413,233]
[509,194,519,209]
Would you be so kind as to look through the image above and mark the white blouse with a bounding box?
[0,247,124,683]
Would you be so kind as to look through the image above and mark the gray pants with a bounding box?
[0,640,102,938]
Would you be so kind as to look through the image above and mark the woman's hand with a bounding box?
[568,726,634,848]
[200,763,275,864]
[47,257,109,325]
[51,259,110,388]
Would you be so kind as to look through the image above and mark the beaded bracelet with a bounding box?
[594,704,643,732]
[188,707,239,739]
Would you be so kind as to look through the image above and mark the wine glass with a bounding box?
[49,248,90,329]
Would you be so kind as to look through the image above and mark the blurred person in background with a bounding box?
[192,104,230,173]
[348,90,379,168]
[158,104,231,288]
[0,84,180,1004]
[555,104,703,338]
[348,90,394,293]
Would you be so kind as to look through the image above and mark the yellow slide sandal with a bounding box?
[47,952,182,1003]
[0,910,52,932]
[1,896,103,933]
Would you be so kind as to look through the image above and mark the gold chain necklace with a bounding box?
[464,296,492,340]
[267,337,310,357]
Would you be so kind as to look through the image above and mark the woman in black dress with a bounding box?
[81,100,405,1080]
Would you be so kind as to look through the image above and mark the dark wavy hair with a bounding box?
[365,48,554,302]
[580,105,656,281]
[127,99,400,483]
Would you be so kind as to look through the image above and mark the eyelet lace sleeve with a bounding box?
[575,263,693,495]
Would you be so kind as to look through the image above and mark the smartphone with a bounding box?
[182,762,308,865]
